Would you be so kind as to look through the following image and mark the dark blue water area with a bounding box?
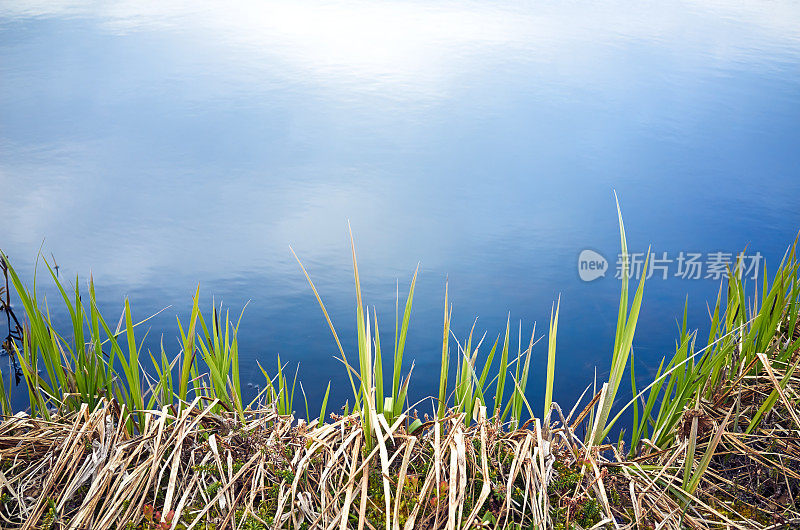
[2,1,800,427]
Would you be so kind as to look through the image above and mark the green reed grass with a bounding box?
[614,238,800,456]
[543,296,560,421]
[589,192,649,445]
[1,195,798,470]
[0,251,307,433]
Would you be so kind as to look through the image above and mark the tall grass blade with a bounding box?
[544,296,560,420]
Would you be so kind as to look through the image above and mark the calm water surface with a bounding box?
[2,1,800,414]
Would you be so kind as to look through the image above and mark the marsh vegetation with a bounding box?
[0,203,798,529]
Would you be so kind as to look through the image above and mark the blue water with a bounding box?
[2,1,800,417]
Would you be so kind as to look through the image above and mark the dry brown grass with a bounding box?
[0,350,797,530]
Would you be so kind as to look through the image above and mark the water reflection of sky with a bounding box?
[2,0,800,415]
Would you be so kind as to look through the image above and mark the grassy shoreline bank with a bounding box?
[0,210,798,529]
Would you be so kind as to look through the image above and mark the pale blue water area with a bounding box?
[1,1,800,417]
